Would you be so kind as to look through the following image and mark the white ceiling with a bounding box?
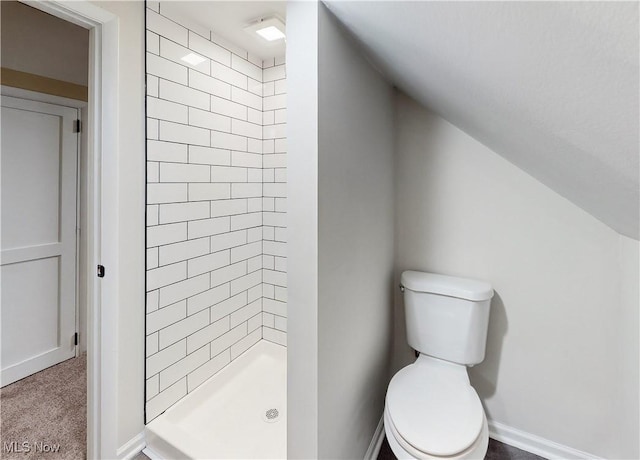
[324,1,639,239]
[164,1,286,60]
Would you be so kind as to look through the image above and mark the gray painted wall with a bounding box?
[1,1,89,85]
[286,2,319,458]
[317,5,395,459]
[287,4,395,458]
[394,92,639,459]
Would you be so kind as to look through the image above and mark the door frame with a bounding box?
[17,2,120,458]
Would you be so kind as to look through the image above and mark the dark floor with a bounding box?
[138,439,544,460]
[138,434,545,460]
[140,437,545,459]
[377,436,546,460]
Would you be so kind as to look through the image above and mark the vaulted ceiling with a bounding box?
[324,1,639,239]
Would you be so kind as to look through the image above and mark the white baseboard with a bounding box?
[118,417,602,460]
[364,416,386,460]
[117,432,146,460]
[488,420,603,460]
[142,446,164,460]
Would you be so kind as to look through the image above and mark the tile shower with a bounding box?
[144,2,287,423]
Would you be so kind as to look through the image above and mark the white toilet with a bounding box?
[384,270,494,460]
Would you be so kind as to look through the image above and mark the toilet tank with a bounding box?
[401,271,493,366]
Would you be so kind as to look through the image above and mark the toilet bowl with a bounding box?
[383,354,488,460]
[386,271,494,460]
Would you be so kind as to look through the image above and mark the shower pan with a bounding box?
[146,341,286,459]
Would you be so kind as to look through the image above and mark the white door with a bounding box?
[1,96,79,386]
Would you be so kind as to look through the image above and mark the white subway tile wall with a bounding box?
[145,3,287,421]
[260,57,287,353]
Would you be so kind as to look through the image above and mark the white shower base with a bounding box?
[144,340,286,459]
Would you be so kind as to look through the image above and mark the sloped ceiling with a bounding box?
[324,1,639,239]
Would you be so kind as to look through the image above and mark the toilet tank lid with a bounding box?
[401,271,494,301]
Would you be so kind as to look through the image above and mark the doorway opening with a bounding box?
[0,1,89,456]
[0,0,126,457]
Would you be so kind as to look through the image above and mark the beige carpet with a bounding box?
[0,354,86,460]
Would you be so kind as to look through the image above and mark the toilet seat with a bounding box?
[385,356,484,458]
[384,406,488,460]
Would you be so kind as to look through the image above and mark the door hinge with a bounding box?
[73,119,81,133]
[74,332,79,346]
[97,264,105,278]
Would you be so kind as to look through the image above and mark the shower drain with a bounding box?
[263,408,280,423]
